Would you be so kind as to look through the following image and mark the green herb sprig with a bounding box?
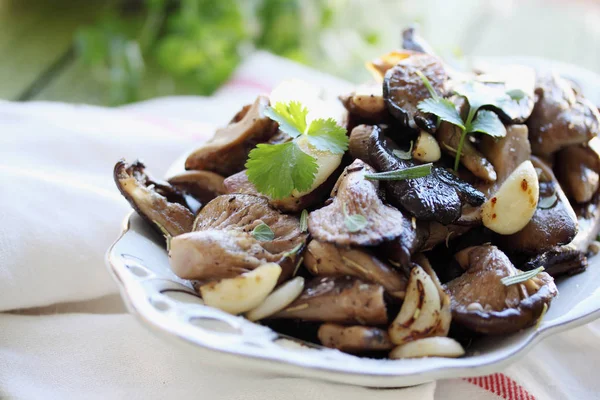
[246,101,348,199]
[251,222,275,242]
[364,163,432,181]
[342,203,368,233]
[501,267,545,286]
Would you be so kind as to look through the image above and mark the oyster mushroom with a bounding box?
[383,52,448,132]
[114,160,194,237]
[318,324,393,353]
[340,84,387,122]
[522,246,588,278]
[446,245,557,334]
[304,240,407,298]
[169,194,307,282]
[555,142,600,204]
[349,124,485,224]
[185,96,278,176]
[480,124,531,186]
[167,170,227,205]
[497,156,578,254]
[307,159,413,246]
[388,256,451,346]
[527,72,600,157]
[272,276,388,325]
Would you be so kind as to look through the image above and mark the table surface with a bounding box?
[2,0,599,106]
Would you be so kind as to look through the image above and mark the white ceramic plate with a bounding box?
[106,57,600,387]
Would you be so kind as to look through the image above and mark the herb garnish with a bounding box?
[342,203,368,233]
[501,267,544,286]
[299,209,308,233]
[416,73,507,171]
[364,163,432,181]
[246,101,348,199]
[251,222,275,242]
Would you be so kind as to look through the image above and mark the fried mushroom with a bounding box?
[318,324,393,353]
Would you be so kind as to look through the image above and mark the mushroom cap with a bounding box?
[318,324,393,353]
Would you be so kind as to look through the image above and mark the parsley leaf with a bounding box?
[306,118,349,154]
[469,110,506,138]
[246,100,348,199]
[264,101,308,138]
[246,142,318,199]
[252,222,275,241]
[417,98,465,130]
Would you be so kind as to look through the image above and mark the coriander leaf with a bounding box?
[252,222,274,241]
[470,110,507,138]
[506,88,527,101]
[305,118,349,154]
[246,141,318,199]
[299,209,308,232]
[393,141,413,160]
[454,81,510,112]
[264,101,308,138]
[342,203,368,233]
[364,163,432,181]
[415,70,439,99]
[501,267,545,286]
[417,98,465,130]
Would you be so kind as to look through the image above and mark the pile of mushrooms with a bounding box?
[113,27,600,359]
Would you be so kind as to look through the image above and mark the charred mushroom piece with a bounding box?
[497,156,578,254]
[167,170,226,205]
[446,245,557,334]
[527,73,600,157]
[383,53,447,132]
[318,324,393,353]
[555,142,600,204]
[185,96,278,176]
[223,166,340,213]
[350,125,485,224]
[304,240,407,298]
[273,276,388,325]
[402,26,436,55]
[114,160,194,237]
[307,159,413,246]
[169,194,307,282]
[522,246,588,277]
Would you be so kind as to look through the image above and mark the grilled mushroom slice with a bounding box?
[522,246,588,277]
[272,276,388,325]
[555,142,600,204]
[527,73,600,157]
[383,52,447,132]
[114,160,194,237]
[497,156,578,254]
[169,194,307,282]
[318,324,393,353]
[446,245,557,334]
[349,125,485,224]
[307,159,413,246]
[304,240,407,298]
[185,96,278,176]
[167,170,226,205]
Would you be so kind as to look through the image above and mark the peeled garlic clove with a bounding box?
[388,265,441,345]
[481,160,539,235]
[200,263,281,315]
[390,337,465,359]
[412,131,441,162]
[293,135,343,197]
[246,277,305,321]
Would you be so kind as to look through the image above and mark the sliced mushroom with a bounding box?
[390,337,465,359]
[527,72,600,157]
[480,124,531,188]
[350,125,485,224]
[272,276,388,325]
[307,159,413,246]
[318,324,393,353]
[522,246,588,277]
[436,98,497,182]
[388,262,451,346]
[114,160,194,237]
[555,143,600,204]
[169,194,307,282]
[304,240,407,298]
[185,96,278,176]
[497,156,578,254]
[167,170,227,205]
[383,53,448,132]
[446,245,557,334]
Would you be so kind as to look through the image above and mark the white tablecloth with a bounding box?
[1,52,599,399]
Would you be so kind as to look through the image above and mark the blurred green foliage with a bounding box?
[74,0,349,105]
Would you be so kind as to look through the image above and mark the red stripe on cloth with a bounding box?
[225,77,273,93]
[463,373,535,400]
